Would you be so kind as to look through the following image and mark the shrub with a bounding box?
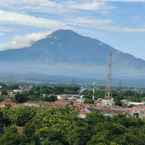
[14,93,28,103]
[42,95,57,102]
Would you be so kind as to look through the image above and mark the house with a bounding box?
[18,85,33,92]
[13,89,23,93]
[96,98,115,107]
[57,94,80,100]
[8,91,15,97]
[127,106,145,118]
[78,113,86,119]
[121,99,145,107]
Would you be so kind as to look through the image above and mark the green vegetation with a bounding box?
[0,84,145,144]
[112,89,145,103]
[14,93,29,103]
[12,85,80,103]
[0,107,145,145]
[41,94,57,102]
[28,85,80,96]
[81,88,145,105]
[0,95,4,102]
[1,83,145,105]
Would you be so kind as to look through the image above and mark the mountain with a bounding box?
[0,29,145,84]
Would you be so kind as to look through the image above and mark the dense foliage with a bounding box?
[0,106,145,145]
[14,93,29,103]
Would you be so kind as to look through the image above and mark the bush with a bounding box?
[14,93,28,103]
[15,107,36,127]
[42,95,57,102]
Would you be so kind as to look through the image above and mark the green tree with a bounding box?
[14,93,29,103]
[42,95,57,102]
[0,126,25,145]
[15,107,36,127]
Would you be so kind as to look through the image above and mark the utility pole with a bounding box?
[92,87,95,101]
[92,82,95,101]
[105,51,112,99]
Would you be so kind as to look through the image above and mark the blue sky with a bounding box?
[0,0,145,59]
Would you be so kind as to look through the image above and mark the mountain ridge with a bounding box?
[0,29,144,82]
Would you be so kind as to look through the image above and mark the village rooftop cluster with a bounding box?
[0,83,145,119]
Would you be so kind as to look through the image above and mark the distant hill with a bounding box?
[0,29,145,84]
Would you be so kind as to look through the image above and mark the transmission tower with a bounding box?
[105,51,112,99]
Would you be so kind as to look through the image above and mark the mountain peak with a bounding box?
[51,29,81,38]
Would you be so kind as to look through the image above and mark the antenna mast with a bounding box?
[105,51,112,99]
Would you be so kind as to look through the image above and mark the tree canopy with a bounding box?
[0,106,145,145]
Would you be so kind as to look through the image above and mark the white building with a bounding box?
[57,94,80,100]
[13,89,23,93]
[121,99,145,107]
[96,98,115,107]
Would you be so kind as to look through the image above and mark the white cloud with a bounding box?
[0,31,51,50]
[106,0,145,2]
[0,10,64,29]
[23,0,57,7]
[0,0,18,5]
[116,0,145,2]
[0,26,13,33]
[120,27,145,32]
[0,0,144,52]
[68,17,145,32]
[22,0,105,13]
[69,17,112,28]
[70,0,105,11]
